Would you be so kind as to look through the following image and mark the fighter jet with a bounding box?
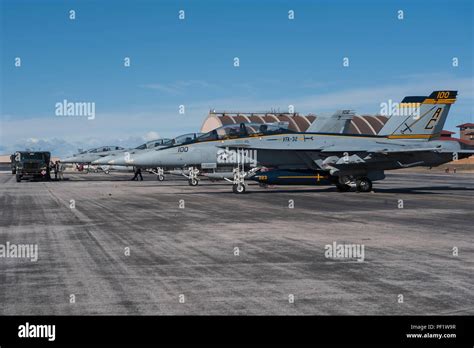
[129,113,355,186]
[61,146,125,165]
[91,139,172,178]
[220,90,474,193]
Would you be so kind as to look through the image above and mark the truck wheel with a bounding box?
[356,177,372,192]
[16,174,21,182]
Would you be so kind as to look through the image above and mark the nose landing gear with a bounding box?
[155,167,165,181]
[187,167,200,186]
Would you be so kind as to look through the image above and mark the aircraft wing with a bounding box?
[220,140,442,153]
[219,139,325,151]
[453,149,474,154]
[220,137,474,158]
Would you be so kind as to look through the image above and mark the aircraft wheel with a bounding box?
[232,183,246,194]
[188,178,198,186]
[16,174,21,182]
[356,177,372,192]
[336,183,351,192]
[12,169,16,174]
[157,174,165,181]
[105,170,110,174]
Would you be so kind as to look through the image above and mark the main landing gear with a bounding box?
[336,176,372,192]
[355,177,372,192]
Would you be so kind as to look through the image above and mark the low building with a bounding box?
[201,111,388,135]
[457,123,474,145]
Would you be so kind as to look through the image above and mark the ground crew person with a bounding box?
[131,167,143,181]
[54,160,59,180]
[58,161,64,180]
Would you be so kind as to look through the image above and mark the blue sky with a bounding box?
[1,0,473,155]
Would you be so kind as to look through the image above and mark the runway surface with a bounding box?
[0,171,473,315]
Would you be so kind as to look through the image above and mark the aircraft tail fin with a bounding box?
[380,91,457,139]
[308,110,354,133]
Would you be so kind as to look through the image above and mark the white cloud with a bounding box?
[140,80,216,95]
[143,131,160,141]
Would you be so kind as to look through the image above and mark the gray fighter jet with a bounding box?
[129,112,355,186]
[220,90,474,193]
[62,146,125,165]
[90,138,172,178]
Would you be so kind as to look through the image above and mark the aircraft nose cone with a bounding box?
[108,153,134,166]
[93,156,113,165]
[132,152,156,166]
[61,156,75,163]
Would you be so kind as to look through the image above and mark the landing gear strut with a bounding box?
[231,167,246,194]
[228,167,260,194]
[156,167,165,181]
[187,167,200,186]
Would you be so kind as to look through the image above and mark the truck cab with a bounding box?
[14,151,51,182]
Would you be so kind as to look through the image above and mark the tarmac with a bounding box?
[0,170,472,315]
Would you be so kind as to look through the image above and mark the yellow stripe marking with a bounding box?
[398,103,421,108]
[423,99,456,104]
[278,175,328,180]
[388,133,439,139]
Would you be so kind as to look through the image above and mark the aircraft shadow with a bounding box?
[372,186,474,194]
[173,185,474,195]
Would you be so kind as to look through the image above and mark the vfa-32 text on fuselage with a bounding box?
[221,91,474,193]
